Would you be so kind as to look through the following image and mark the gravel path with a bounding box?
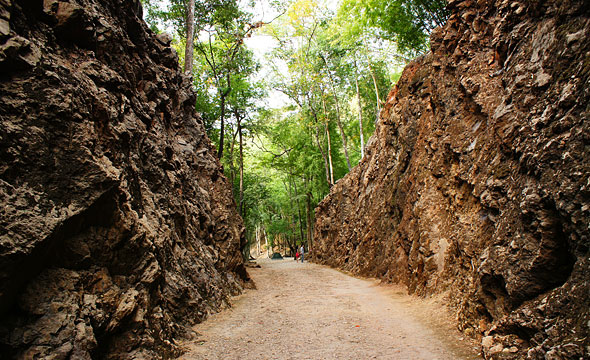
[179,258,481,360]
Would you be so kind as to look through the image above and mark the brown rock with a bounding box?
[55,2,83,27]
[313,1,590,359]
[0,0,248,358]
[0,18,8,35]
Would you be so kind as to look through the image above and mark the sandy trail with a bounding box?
[179,258,481,360]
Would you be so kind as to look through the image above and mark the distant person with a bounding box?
[299,245,304,263]
[295,250,299,261]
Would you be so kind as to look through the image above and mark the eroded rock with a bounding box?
[0,0,247,358]
[313,1,589,358]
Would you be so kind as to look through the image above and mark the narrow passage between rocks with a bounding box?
[179,258,480,359]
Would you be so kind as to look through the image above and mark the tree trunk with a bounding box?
[306,177,313,254]
[354,59,365,159]
[292,177,305,245]
[184,0,195,74]
[218,95,226,159]
[314,125,331,185]
[321,56,351,171]
[325,122,334,186]
[238,114,244,218]
[321,93,335,185]
[365,55,382,123]
[255,226,260,257]
[328,80,351,171]
[308,96,331,186]
[228,124,238,190]
[265,228,269,257]
[217,73,232,159]
[283,179,294,251]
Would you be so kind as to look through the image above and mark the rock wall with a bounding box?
[313,0,589,358]
[0,0,248,358]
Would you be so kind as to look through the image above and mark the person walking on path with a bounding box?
[299,245,305,263]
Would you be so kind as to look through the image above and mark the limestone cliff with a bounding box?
[0,0,248,358]
[313,0,589,358]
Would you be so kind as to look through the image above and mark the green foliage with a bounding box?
[337,0,449,56]
[193,41,258,139]
[140,0,442,255]
[141,0,242,38]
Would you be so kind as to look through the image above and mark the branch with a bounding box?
[252,134,292,158]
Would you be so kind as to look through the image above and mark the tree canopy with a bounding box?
[141,0,447,258]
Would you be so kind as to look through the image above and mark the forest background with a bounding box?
[140,0,448,258]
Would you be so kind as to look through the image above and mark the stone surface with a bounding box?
[0,0,248,358]
[313,1,589,359]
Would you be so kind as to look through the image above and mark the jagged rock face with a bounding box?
[313,0,589,358]
[0,0,248,358]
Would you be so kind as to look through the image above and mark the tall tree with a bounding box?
[354,59,365,158]
[320,53,351,171]
[184,0,195,74]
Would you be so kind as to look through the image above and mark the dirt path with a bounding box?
[179,258,481,360]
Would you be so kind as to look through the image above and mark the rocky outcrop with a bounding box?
[0,0,248,358]
[313,0,589,358]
